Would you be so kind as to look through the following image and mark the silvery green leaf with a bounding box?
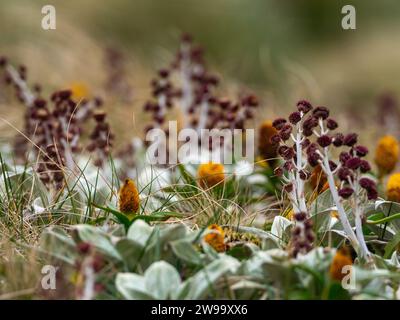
[116,238,144,270]
[310,209,333,233]
[356,278,393,299]
[201,241,221,260]
[294,247,333,273]
[309,189,335,214]
[368,200,400,231]
[109,224,127,237]
[366,223,395,241]
[230,279,266,291]
[242,249,289,280]
[39,226,77,264]
[144,261,181,299]
[170,239,203,265]
[115,273,155,300]
[242,251,273,278]
[389,251,400,267]
[270,216,292,246]
[0,169,33,194]
[352,266,400,282]
[372,252,400,271]
[376,199,400,213]
[330,229,349,240]
[159,224,189,244]
[75,225,122,260]
[127,219,154,246]
[262,237,280,250]
[175,255,240,299]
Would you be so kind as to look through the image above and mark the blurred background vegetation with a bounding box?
[0,0,400,140]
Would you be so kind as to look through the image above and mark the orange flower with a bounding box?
[375,135,399,177]
[118,178,140,214]
[197,162,225,188]
[204,224,226,252]
[386,173,400,202]
[70,82,90,101]
[258,120,278,164]
[329,247,353,281]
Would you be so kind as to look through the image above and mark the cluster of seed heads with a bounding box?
[290,212,315,257]
[0,56,114,190]
[143,34,258,151]
[272,100,377,201]
[87,108,115,167]
[272,100,377,258]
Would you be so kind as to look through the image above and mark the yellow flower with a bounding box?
[70,82,90,101]
[258,120,278,164]
[118,178,140,214]
[386,173,400,202]
[375,135,399,176]
[329,246,353,281]
[204,224,226,252]
[197,162,225,188]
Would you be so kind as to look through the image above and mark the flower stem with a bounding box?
[321,151,360,253]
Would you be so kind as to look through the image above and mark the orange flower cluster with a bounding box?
[386,173,400,202]
[118,178,140,214]
[204,224,226,252]
[329,247,353,281]
[258,120,278,165]
[375,135,399,177]
[197,162,225,188]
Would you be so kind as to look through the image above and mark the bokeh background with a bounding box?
[1,0,400,144]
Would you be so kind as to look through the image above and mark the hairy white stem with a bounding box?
[353,177,372,261]
[295,132,307,213]
[316,119,366,256]
[288,172,300,212]
[288,119,307,214]
[5,65,35,107]
[321,150,360,252]
[354,206,370,260]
